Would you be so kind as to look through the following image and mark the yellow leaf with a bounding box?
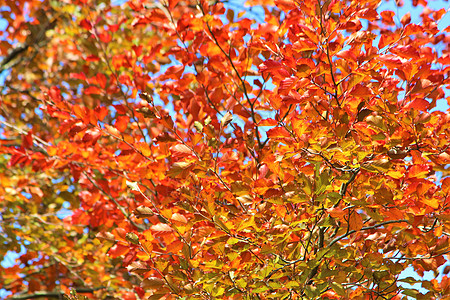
[387,170,404,179]
[292,117,308,137]
[422,198,439,209]
[348,73,366,90]
[140,240,153,254]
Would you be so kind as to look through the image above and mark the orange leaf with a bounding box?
[348,212,363,231]
[328,207,345,219]
[292,117,308,137]
[140,240,153,254]
[336,49,358,63]
[108,243,130,258]
[266,127,291,138]
[404,23,423,36]
[143,229,154,241]
[407,164,430,179]
[94,106,108,122]
[73,105,87,120]
[422,198,439,209]
[298,24,319,44]
[136,142,152,157]
[164,65,184,79]
[442,177,450,193]
[292,39,316,52]
[351,84,372,98]
[380,10,395,25]
[391,45,419,59]
[115,116,129,132]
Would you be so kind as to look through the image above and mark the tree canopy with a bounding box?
[1,0,450,299]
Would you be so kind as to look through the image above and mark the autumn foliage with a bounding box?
[1,0,450,299]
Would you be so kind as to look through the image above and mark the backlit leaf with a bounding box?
[348,212,363,231]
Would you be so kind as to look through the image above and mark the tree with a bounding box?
[1,0,450,298]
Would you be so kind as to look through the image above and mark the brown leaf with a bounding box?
[348,212,363,231]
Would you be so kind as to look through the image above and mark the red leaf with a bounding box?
[70,72,87,81]
[108,243,130,258]
[380,11,395,25]
[377,54,404,68]
[115,116,130,132]
[401,13,411,26]
[258,118,278,126]
[278,76,296,95]
[132,45,143,57]
[274,0,296,11]
[22,130,33,148]
[404,23,423,36]
[259,60,282,73]
[168,0,181,9]
[403,99,429,111]
[84,86,102,95]
[118,74,133,86]
[79,18,92,30]
[336,49,358,63]
[98,32,112,43]
[391,45,419,59]
[82,129,101,145]
[48,86,63,103]
[86,55,100,62]
[94,106,108,122]
[96,73,107,89]
[164,65,184,79]
[69,122,87,137]
[359,8,378,21]
[159,114,174,130]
